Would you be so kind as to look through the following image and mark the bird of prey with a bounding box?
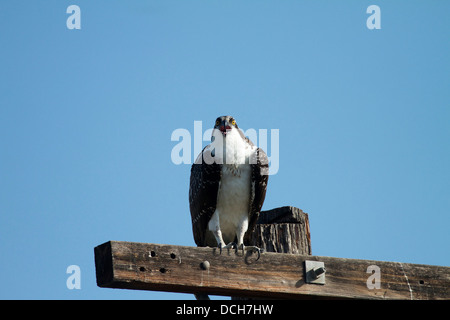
[189,116,269,259]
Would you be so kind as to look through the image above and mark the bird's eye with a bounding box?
[215,119,220,126]
[231,119,236,126]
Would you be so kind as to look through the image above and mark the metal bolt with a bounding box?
[200,261,210,270]
[312,266,326,279]
[305,260,326,285]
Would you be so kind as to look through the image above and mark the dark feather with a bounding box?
[189,147,221,246]
[245,147,269,245]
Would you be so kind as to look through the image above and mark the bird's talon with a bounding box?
[238,245,262,260]
[235,244,244,256]
[224,242,236,250]
[218,242,236,255]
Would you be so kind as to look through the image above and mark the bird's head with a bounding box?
[213,115,238,137]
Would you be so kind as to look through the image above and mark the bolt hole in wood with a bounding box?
[150,251,156,257]
[160,268,167,274]
[139,267,146,272]
[419,280,424,285]
[170,253,176,259]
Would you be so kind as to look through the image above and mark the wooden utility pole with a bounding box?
[94,207,450,300]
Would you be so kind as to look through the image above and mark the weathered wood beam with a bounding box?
[94,241,450,300]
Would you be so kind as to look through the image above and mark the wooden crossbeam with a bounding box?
[94,240,450,300]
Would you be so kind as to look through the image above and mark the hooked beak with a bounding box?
[219,120,231,136]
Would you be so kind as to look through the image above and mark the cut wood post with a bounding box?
[253,206,311,255]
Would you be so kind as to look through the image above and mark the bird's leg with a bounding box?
[236,237,246,257]
[234,216,261,260]
[212,229,226,254]
[210,228,236,254]
[235,216,247,257]
[209,211,229,254]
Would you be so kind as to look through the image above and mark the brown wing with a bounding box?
[189,146,221,247]
[244,147,269,245]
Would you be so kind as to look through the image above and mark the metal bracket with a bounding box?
[305,260,326,285]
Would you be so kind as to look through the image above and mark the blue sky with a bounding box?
[0,1,449,299]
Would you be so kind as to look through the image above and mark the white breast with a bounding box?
[212,128,256,243]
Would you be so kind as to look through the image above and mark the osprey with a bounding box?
[189,116,269,258]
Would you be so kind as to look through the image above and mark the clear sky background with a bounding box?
[0,1,449,299]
